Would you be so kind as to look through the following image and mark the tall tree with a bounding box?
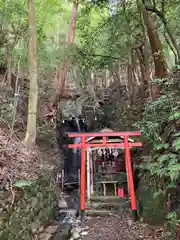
[52,0,79,107]
[144,1,180,64]
[24,0,38,147]
[140,2,168,79]
[138,1,168,99]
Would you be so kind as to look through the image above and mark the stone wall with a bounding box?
[0,171,57,240]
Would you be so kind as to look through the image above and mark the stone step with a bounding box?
[85,209,112,217]
[58,208,77,215]
[86,202,121,210]
[90,196,129,203]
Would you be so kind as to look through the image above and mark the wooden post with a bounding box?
[124,136,138,221]
[80,136,86,219]
[61,169,64,191]
[87,149,91,201]
[90,152,94,195]
[78,169,80,195]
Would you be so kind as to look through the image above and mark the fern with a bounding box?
[175,138,180,150]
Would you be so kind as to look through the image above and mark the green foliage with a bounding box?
[13,180,33,189]
[167,212,180,232]
[175,138,180,151]
[136,98,180,182]
[169,111,180,121]
[0,171,57,240]
[135,71,180,228]
[0,0,71,74]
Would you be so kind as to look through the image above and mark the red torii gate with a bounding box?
[68,131,142,220]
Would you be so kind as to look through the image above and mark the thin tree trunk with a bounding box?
[163,23,180,64]
[136,0,151,97]
[52,0,79,107]
[164,32,178,65]
[122,1,134,105]
[6,48,12,86]
[24,0,38,148]
[127,49,134,104]
[135,47,149,86]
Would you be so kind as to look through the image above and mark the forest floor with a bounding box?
[37,212,173,240]
[79,215,172,240]
[35,189,174,240]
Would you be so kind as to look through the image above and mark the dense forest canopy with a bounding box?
[1,0,179,78]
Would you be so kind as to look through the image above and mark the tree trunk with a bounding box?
[163,23,180,64]
[52,0,79,107]
[135,46,149,86]
[144,3,180,64]
[127,49,134,105]
[136,0,152,97]
[6,48,12,86]
[164,33,177,66]
[24,0,38,148]
[141,5,168,99]
[142,9,168,78]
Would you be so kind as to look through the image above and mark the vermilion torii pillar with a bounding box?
[68,131,142,221]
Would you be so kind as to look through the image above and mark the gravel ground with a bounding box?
[80,215,173,240]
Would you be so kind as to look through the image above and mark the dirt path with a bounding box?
[36,213,173,240]
[79,215,172,240]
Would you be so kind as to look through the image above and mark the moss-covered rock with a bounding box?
[0,171,57,240]
[137,184,166,225]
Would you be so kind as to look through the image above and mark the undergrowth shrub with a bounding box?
[135,69,180,229]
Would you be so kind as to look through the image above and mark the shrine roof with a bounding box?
[86,128,134,143]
